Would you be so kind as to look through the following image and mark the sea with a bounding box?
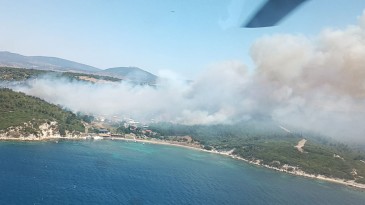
[0,140,364,205]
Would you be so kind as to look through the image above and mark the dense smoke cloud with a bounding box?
[249,11,365,141]
[14,11,365,142]
[15,62,250,125]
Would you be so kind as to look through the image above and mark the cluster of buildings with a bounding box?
[89,115,157,138]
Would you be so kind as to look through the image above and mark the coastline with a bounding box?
[1,136,365,190]
[110,137,365,191]
[0,136,87,141]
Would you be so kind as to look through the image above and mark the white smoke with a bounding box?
[13,11,365,142]
[249,11,365,142]
[15,61,250,125]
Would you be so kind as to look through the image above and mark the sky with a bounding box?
[1,0,365,78]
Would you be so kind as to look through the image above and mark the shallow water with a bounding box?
[0,140,364,204]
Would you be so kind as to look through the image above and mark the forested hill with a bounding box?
[0,88,84,137]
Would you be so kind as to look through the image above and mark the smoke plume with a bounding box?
[13,11,365,142]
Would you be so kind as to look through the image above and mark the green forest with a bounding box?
[0,88,84,136]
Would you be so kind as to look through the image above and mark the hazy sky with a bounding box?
[1,0,365,77]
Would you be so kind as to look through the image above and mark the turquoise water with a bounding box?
[0,140,364,204]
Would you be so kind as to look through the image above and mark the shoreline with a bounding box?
[1,136,365,190]
[0,136,87,141]
[111,137,365,191]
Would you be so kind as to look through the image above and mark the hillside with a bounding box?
[0,51,100,73]
[100,67,157,84]
[0,88,84,137]
[0,52,158,84]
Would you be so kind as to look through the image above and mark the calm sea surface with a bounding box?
[0,140,364,205]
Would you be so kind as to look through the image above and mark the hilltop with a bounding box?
[0,51,100,73]
[100,67,157,84]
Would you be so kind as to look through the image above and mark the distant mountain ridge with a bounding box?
[0,51,100,73]
[100,67,157,84]
[0,51,157,84]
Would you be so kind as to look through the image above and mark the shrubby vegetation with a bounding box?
[0,88,84,136]
[76,112,95,123]
[61,72,121,82]
[0,67,121,82]
[0,67,47,81]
